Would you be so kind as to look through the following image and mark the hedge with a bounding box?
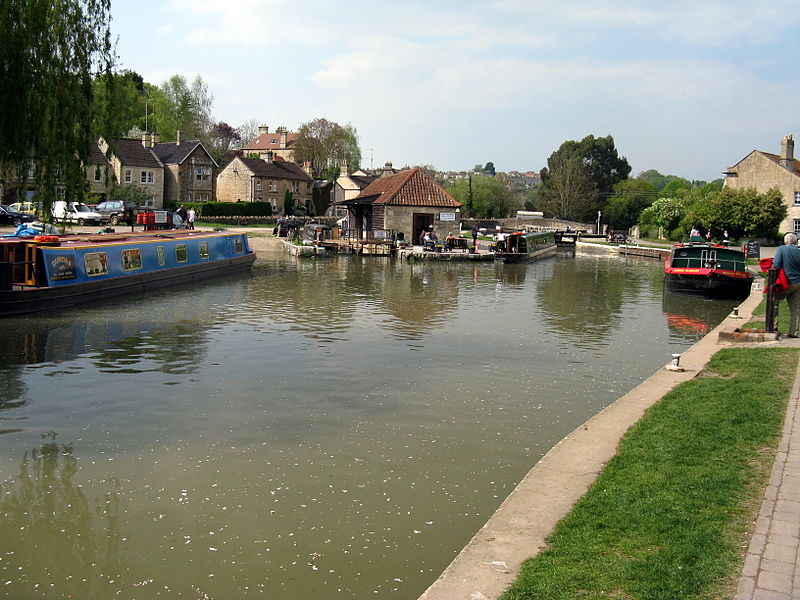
[176,201,273,217]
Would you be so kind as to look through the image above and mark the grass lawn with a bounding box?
[745,290,790,333]
[501,347,798,600]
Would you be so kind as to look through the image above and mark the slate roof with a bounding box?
[88,143,110,166]
[152,140,218,167]
[241,131,298,152]
[110,138,162,168]
[353,168,461,207]
[239,157,312,182]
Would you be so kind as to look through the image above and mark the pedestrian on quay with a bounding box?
[187,207,196,230]
[773,232,800,338]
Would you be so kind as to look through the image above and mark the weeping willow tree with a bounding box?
[0,0,113,212]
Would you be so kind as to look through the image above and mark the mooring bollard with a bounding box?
[666,353,685,372]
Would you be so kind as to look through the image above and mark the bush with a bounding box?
[176,201,273,217]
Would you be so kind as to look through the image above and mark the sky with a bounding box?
[109,0,800,182]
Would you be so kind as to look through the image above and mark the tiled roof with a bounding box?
[88,143,110,166]
[759,151,800,175]
[109,138,163,168]
[355,168,461,207]
[239,157,312,182]
[241,132,298,152]
[350,175,377,189]
[152,140,217,167]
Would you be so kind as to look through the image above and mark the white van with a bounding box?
[52,201,103,225]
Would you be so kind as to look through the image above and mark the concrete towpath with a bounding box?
[419,283,800,600]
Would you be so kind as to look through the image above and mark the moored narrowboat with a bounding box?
[663,242,752,299]
[0,230,256,316]
[495,230,557,263]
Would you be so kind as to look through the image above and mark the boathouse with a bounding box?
[340,167,461,243]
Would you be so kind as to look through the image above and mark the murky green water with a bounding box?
[0,248,734,599]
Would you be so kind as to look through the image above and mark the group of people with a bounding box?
[176,206,196,230]
[690,226,730,242]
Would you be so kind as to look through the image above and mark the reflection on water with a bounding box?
[0,249,735,599]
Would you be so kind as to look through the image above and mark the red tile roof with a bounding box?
[356,168,461,207]
[241,132,298,152]
[759,151,800,174]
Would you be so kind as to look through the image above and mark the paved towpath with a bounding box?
[735,352,800,599]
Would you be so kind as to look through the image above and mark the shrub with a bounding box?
[176,201,273,217]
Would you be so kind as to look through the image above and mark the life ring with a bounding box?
[33,235,60,245]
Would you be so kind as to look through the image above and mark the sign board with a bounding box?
[154,211,168,224]
[439,212,457,222]
[744,240,760,259]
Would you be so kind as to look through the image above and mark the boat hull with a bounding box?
[0,252,256,316]
[664,271,752,300]
[495,244,558,263]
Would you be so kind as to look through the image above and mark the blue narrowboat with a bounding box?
[0,230,256,316]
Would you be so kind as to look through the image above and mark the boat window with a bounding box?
[122,249,142,271]
[199,242,209,260]
[84,252,108,276]
[234,238,243,253]
[157,246,165,266]
[176,244,188,263]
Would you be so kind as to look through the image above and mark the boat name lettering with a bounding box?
[49,255,77,280]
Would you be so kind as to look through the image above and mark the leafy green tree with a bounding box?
[483,162,496,176]
[92,69,147,140]
[293,118,361,174]
[638,197,686,237]
[284,190,295,216]
[604,179,658,229]
[538,153,596,220]
[0,0,113,211]
[149,74,213,141]
[540,134,630,221]
[207,122,240,167]
[109,183,149,205]
[447,174,519,218]
[687,187,786,240]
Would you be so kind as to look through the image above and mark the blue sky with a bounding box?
[110,0,800,181]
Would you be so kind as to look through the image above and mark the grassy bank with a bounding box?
[745,291,790,333]
[501,347,798,600]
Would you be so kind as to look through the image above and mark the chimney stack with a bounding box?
[340,159,349,176]
[258,125,269,136]
[277,126,288,149]
[151,132,160,145]
[303,160,313,176]
[142,132,152,148]
[265,151,274,164]
[781,135,795,170]
[176,130,182,146]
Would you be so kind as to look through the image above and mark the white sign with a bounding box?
[154,211,168,224]
[439,212,457,222]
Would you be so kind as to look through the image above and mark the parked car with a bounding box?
[95,200,138,225]
[8,201,45,219]
[52,201,103,225]
[0,204,36,226]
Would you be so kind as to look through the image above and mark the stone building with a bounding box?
[724,134,800,233]
[152,132,218,203]
[341,167,462,242]
[85,143,113,199]
[98,135,165,207]
[216,154,313,215]
[240,125,298,162]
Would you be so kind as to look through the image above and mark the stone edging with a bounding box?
[418,288,762,600]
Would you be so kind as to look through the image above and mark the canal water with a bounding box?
[0,248,734,600]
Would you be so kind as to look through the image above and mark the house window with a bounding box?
[196,167,210,181]
[124,169,132,183]
[268,180,277,192]
[794,191,800,205]
[292,181,300,193]
[140,170,154,184]
[94,167,101,182]
[794,219,800,234]
[255,179,262,192]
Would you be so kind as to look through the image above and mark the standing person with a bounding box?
[187,207,196,230]
[472,224,480,253]
[705,229,712,241]
[773,232,800,338]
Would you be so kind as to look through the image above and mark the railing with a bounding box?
[669,257,746,271]
[339,229,397,242]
